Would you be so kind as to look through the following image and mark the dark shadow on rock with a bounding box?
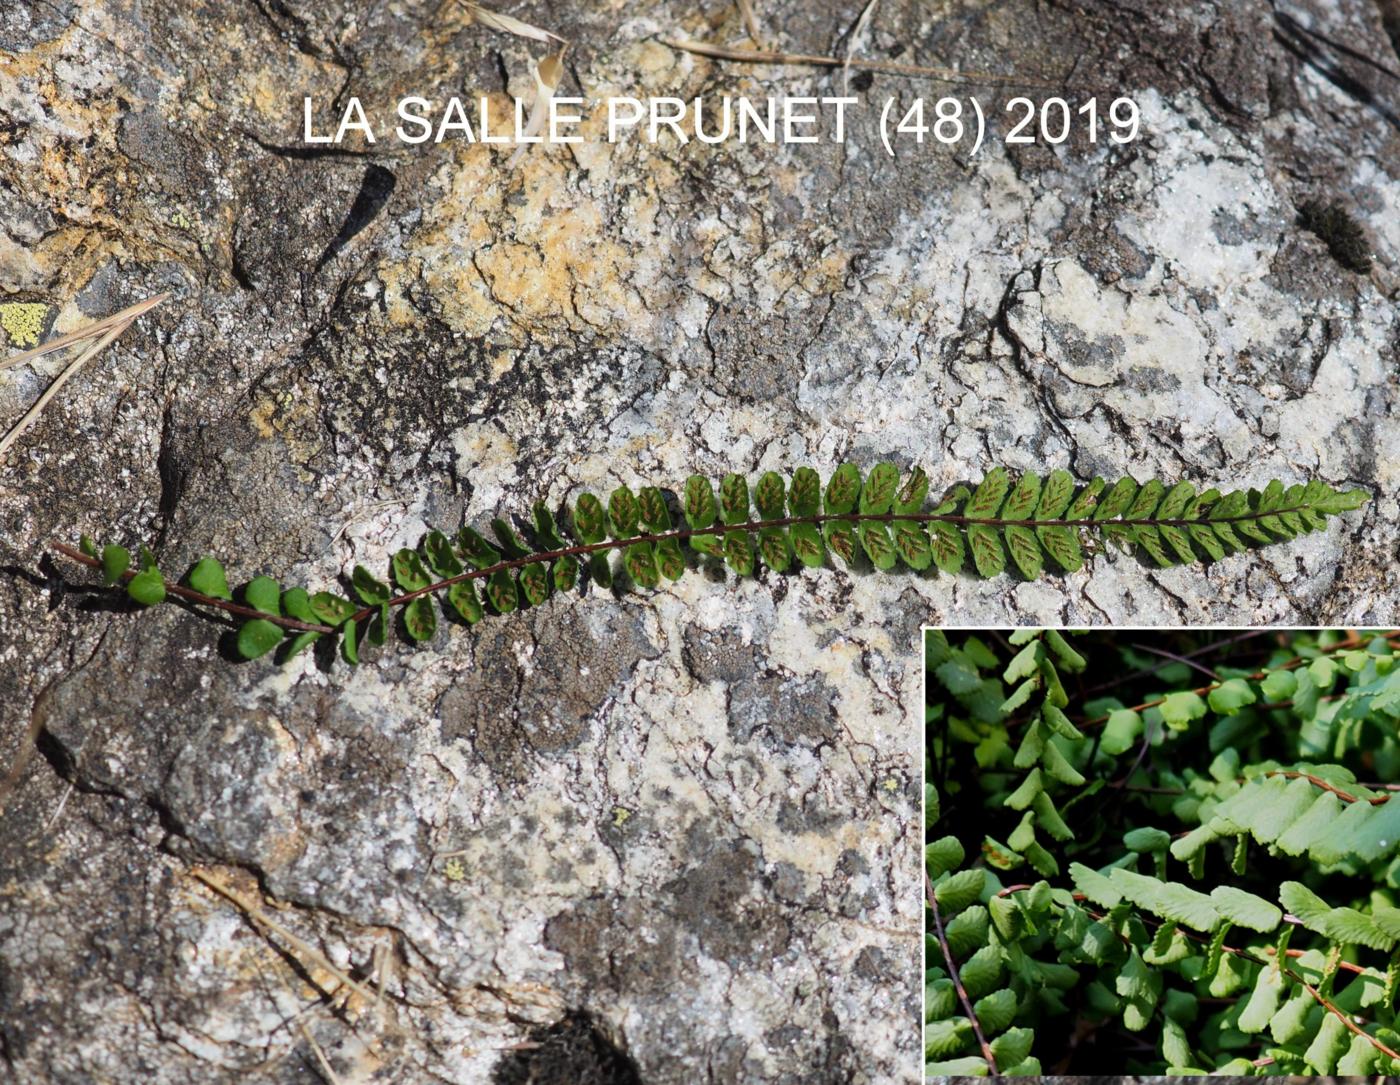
[214,627,246,665]
[1274,11,1400,131]
[7,556,129,619]
[1296,197,1374,274]
[490,1011,641,1085]
[314,163,396,273]
[0,562,46,593]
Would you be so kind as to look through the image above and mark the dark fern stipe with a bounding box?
[52,464,1367,665]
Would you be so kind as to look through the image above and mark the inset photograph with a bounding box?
[924,628,1400,1077]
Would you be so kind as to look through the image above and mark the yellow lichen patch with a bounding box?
[249,397,282,439]
[406,108,665,346]
[376,262,426,328]
[628,39,684,81]
[248,387,324,474]
[489,346,515,379]
[0,303,51,348]
[452,421,519,471]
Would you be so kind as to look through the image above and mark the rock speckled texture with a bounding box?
[2,0,1399,1082]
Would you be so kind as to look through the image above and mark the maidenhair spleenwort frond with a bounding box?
[927,630,1400,1077]
[52,464,1367,665]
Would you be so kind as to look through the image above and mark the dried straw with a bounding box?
[663,38,1080,90]
[736,0,764,46]
[0,292,168,463]
[0,292,167,372]
[190,869,393,1016]
[457,0,564,45]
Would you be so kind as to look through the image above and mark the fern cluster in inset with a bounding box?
[55,463,1366,666]
[926,629,1400,1077]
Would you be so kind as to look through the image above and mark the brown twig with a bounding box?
[2,324,125,462]
[1109,712,1160,789]
[1127,773,1396,802]
[734,0,763,45]
[1152,920,1395,1060]
[1081,631,1275,697]
[1,293,170,461]
[1265,770,1389,806]
[1267,946,1369,978]
[1128,642,1221,682]
[299,1021,346,1085]
[189,869,396,1020]
[342,497,1346,625]
[1282,966,1400,1061]
[0,292,168,372]
[0,690,48,818]
[926,870,999,1075]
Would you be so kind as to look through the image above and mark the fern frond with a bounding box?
[928,629,1400,1077]
[1180,769,1400,874]
[54,463,1366,664]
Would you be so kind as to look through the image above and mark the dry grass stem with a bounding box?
[255,950,385,1083]
[736,0,763,46]
[507,50,566,168]
[0,322,125,462]
[299,1022,347,1085]
[663,38,1080,90]
[0,708,46,818]
[1,292,168,463]
[190,869,396,1022]
[457,0,564,45]
[372,939,394,1031]
[0,292,168,371]
[42,781,75,832]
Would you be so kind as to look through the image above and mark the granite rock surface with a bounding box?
[2,0,1399,1082]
